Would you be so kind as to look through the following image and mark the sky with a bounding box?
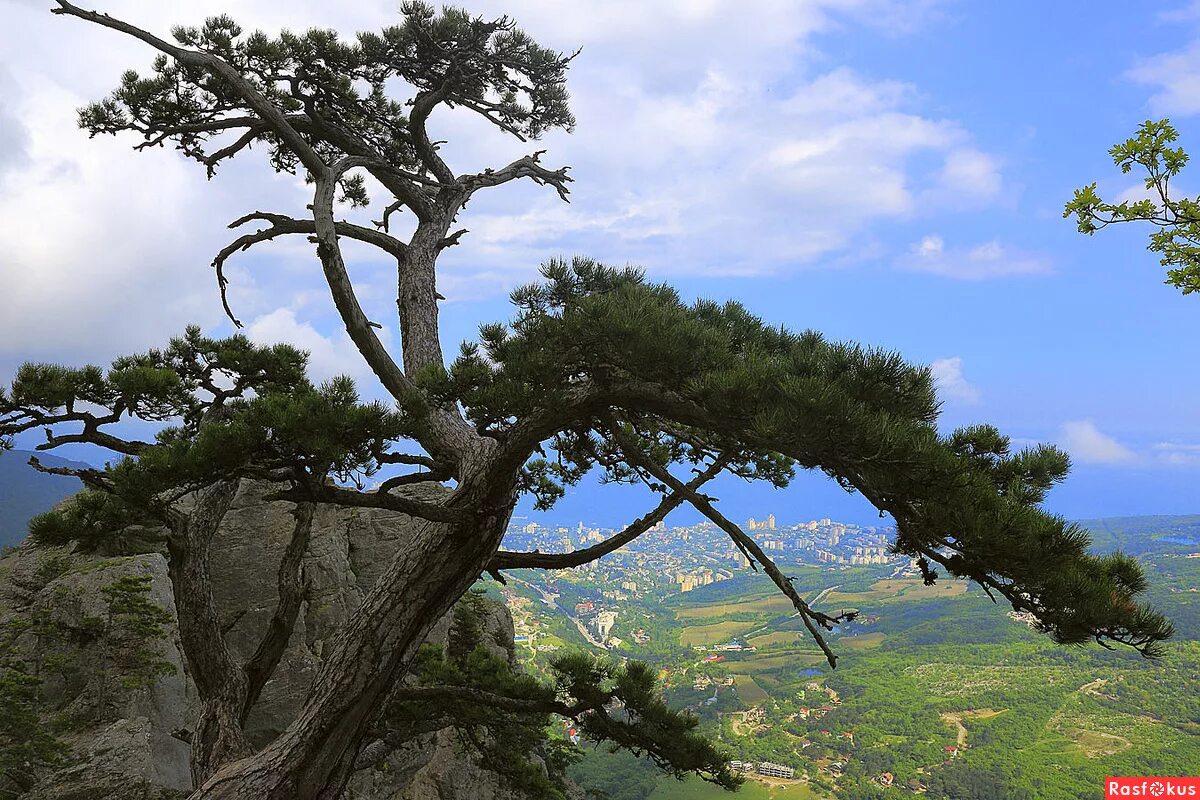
[2,0,1200,528]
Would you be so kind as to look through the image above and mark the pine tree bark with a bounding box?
[166,480,255,784]
[188,468,515,800]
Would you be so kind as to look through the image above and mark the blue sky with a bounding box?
[2,0,1200,527]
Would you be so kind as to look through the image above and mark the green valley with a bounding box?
[499,514,1200,799]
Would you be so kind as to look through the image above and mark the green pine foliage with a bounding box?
[76,1,575,197]
[393,592,739,798]
[550,653,740,791]
[93,574,176,716]
[0,667,65,797]
[432,258,1172,657]
[3,326,413,522]
[399,592,580,799]
[27,493,149,555]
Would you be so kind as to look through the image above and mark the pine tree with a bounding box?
[90,574,177,723]
[0,3,1172,799]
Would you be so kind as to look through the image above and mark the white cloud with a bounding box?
[936,147,1002,203]
[930,356,980,404]
[0,76,231,364]
[915,235,944,257]
[442,61,998,283]
[0,66,30,183]
[1127,42,1200,116]
[899,236,1052,279]
[1114,181,1165,205]
[0,0,999,372]
[1152,441,1200,466]
[1157,1,1200,22]
[1058,421,1137,465]
[245,308,389,388]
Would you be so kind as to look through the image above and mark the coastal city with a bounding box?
[498,512,903,651]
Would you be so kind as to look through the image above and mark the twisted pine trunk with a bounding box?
[188,474,515,800]
[167,481,256,784]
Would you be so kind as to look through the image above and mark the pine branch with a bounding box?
[265,482,464,523]
[489,455,728,572]
[608,421,850,668]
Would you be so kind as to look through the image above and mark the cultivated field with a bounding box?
[679,620,756,646]
[824,578,969,605]
[675,593,797,621]
[733,673,772,705]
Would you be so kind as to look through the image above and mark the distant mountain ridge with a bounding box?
[1076,514,1200,555]
[0,449,88,549]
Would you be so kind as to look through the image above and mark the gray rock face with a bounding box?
[0,481,540,800]
[0,549,193,799]
[24,718,187,800]
[352,728,524,800]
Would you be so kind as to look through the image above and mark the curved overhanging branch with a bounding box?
[376,467,452,493]
[354,683,600,773]
[265,480,464,523]
[489,380,715,480]
[390,684,590,717]
[489,455,729,572]
[607,421,853,668]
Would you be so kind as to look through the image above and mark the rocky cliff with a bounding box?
[0,481,561,799]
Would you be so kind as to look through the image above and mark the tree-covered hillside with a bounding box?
[501,518,1200,800]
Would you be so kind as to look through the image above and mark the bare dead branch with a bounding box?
[437,228,468,251]
[463,150,572,203]
[212,210,412,328]
[27,455,111,490]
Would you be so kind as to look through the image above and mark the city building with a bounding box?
[746,514,777,531]
[756,762,795,779]
[594,610,617,641]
